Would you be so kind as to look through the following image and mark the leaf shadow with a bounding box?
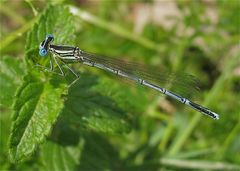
[76,132,122,171]
[50,73,131,146]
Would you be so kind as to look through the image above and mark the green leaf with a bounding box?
[40,141,82,171]
[44,130,122,171]
[61,74,132,134]
[0,110,12,170]
[0,56,25,107]
[26,5,75,50]
[8,4,76,163]
[9,74,66,162]
[25,4,75,68]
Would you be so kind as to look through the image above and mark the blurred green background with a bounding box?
[0,0,240,170]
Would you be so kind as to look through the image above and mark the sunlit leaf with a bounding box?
[9,4,75,162]
[9,74,66,162]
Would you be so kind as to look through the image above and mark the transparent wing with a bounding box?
[80,51,201,98]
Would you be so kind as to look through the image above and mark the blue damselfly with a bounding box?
[38,34,219,120]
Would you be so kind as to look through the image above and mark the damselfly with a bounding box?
[38,34,219,120]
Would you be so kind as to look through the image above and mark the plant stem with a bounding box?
[69,6,163,53]
[159,123,174,152]
[158,158,240,170]
[216,121,240,160]
[0,5,26,25]
[128,158,240,170]
[0,18,36,51]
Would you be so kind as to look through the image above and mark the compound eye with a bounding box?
[39,47,48,56]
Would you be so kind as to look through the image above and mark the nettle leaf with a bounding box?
[0,56,25,107]
[40,141,82,171]
[25,4,75,67]
[9,4,75,162]
[26,5,75,49]
[9,74,66,162]
[61,74,132,134]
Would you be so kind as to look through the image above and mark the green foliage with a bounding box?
[6,4,134,163]
[61,74,132,133]
[8,4,75,163]
[0,57,25,107]
[40,141,82,171]
[0,1,240,170]
[9,74,65,162]
[25,4,76,67]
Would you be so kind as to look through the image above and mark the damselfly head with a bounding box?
[46,34,54,41]
[39,34,54,57]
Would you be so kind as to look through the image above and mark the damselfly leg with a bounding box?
[58,57,79,78]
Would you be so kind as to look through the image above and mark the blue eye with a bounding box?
[39,47,48,56]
